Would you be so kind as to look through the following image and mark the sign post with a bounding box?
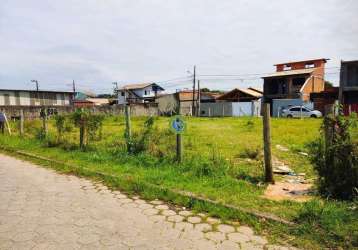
[170,116,186,163]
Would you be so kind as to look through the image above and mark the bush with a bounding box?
[70,109,104,149]
[54,114,66,143]
[128,116,156,154]
[309,114,358,200]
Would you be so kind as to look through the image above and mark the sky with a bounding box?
[0,0,358,94]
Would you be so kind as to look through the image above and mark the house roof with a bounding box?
[217,88,262,100]
[341,60,358,65]
[262,68,315,79]
[238,88,263,97]
[0,89,74,94]
[274,58,329,66]
[248,87,263,94]
[177,91,216,101]
[119,83,164,91]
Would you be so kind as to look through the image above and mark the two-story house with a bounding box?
[117,83,164,105]
[339,60,358,115]
[262,58,328,116]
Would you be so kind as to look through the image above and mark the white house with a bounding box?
[0,89,74,106]
[117,83,164,104]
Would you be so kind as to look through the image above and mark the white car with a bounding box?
[281,106,322,118]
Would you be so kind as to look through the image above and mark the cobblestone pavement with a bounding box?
[0,154,295,250]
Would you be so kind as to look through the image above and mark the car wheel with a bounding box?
[287,114,293,118]
[310,114,317,118]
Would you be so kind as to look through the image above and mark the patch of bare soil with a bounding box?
[263,182,313,202]
[264,155,315,202]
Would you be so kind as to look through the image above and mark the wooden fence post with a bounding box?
[125,105,132,153]
[20,109,24,136]
[176,134,182,163]
[41,108,48,137]
[263,103,274,184]
[3,113,11,135]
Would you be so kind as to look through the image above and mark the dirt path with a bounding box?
[0,154,295,250]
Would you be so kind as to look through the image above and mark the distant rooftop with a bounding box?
[274,58,329,66]
[0,88,74,94]
[262,68,315,78]
[119,83,164,91]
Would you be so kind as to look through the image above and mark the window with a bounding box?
[283,65,292,71]
[305,63,315,69]
[144,90,150,95]
[290,107,301,112]
[121,91,125,96]
[144,90,147,95]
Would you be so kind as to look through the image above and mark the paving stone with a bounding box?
[206,217,221,224]
[205,231,226,243]
[218,240,240,249]
[228,232,251,243]
[237,226,254,235]
[217,224,236,233]
[161,210,176,216]
[116,194,127,199]
[134,199,147,205]
[265,245,292,250]
[138,203,153,210]
[143,208,159,216]
[166,215,184,223]
[251,235,268,245]
[178,210,192,217]
[187,216,202,224]
[240,242,264,250]
[174,222,194,231]
[194,223,212,232]
[150,200,163,205]
[119,198,133,204]
[11,231,38,242]
[156,204,169,210]
[148,215,166,223]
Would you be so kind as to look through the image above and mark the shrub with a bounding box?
[128,116,156,154]
[70,109,104,149]
[238,147,261,160]
[54,114,66,143]
[309,114,358,200]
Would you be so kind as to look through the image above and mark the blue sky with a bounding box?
[1,0,357,94]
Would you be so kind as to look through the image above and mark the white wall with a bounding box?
[20,91,30,106]
[0,91,72,106]
[232,102,252,116]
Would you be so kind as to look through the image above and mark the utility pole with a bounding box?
[72,80,76,93]
[31,80,39,91]
[112,82,119,98]
[112,82,118,91]
[197,80,201,116]
[191,65,196,116]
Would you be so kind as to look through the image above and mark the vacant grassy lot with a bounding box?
[0,116,357,249]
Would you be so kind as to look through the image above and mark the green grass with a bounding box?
[1,116,357,249]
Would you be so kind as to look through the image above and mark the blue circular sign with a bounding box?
[170,115,186,134]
